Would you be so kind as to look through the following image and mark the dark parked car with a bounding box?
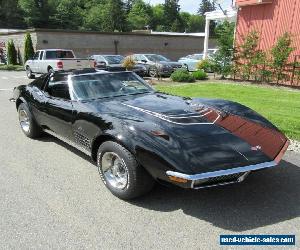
[13,69,289,200]
[132,54,182,77]
[90,54,147,76]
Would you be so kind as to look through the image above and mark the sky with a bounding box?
[148,0,233,14]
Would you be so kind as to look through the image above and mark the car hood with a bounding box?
[85,93,288,174]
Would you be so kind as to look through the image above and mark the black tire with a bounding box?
[97,141,155,200]
[18,103,42,139]
[149,67,158,78]
[48,67,54,74]
[26,66,35,79]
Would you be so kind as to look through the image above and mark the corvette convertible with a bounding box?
[12,69,289,200]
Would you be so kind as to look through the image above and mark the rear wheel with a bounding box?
[48,67,54,74]
[26,66,35,79]
[97,141,155,200]
[18,103,42,138]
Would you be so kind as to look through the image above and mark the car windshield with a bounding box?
[71,72,153,100]
[45,50,75,59]
[145,54,170,62]
[103,55,124,64]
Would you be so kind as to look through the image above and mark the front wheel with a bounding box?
[26,66,35,79]
[97,141,155,200]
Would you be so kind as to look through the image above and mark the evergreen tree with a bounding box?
[52,0,83,29]
[151,4,165,31]
[0,0,25,28]
[19,0,56,28]
[198,0,216,16]
[24,33,35,63]
[83,0,128,32]
[127,0,153,30]
[99,0,128,31]
[163,0,184,32]
[7,40,17,65]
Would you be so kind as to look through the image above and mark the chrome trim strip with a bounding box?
[43,129,91,156]
[123,104,221,125]
[166,161,277,181]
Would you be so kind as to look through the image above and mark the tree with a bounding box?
[7,40,17,65]
[24,32,35,63]
[151,4,165,31]
[271,32,294,83]
[163,0,182,31]
[237,30,262,80]
[19,0,56,28]
[0,0,25,28]
[187,15,205,32]
[51,0,83,29]
[212,21,235,78]
[198,0,215,16]
[83,0,128,32]
[127,0,153,30]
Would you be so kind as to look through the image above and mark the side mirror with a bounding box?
[141,60,147,63]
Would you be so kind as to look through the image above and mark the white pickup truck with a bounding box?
[25,49,95,79]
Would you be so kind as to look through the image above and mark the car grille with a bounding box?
[193,172,248,189]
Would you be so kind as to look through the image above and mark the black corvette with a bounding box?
[12,69,289,200]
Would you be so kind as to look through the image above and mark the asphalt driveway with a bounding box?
[0,71,299,249]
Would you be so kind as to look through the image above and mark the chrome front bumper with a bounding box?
[166,140,289,189]
[166,161,277,189]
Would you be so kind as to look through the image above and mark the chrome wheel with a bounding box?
[101,152,128,190]
[19,109,30,133]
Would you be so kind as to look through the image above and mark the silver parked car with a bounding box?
[178,54,204,72]
[132,54,182,77]
[91,54,147,77]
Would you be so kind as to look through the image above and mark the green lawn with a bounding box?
[155,82,300,141]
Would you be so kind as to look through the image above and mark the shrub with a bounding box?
[196,59,214,72]
[24,32,34,63]
[171,69,195,82]
[271,32,294,83]
[0,64,24,71]
[192,70,207,80]
[212,21,235,78]
[238,30,261,80]
[122,56,136,70]
[7,40,17,65]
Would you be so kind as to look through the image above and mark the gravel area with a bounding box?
[288,139,300,153]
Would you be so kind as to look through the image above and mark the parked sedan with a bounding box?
[91,54,147,76]
[13,69,289,200]
[132,54,182,77]
[178,54,204,71]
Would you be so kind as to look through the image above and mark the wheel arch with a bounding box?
[16,97,27,110]
[91,134,135,162]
